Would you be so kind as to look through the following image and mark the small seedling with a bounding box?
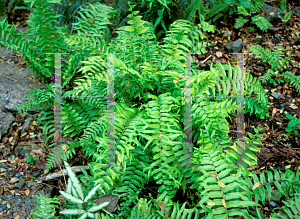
[27,155,36,165]
[286,114,300,135]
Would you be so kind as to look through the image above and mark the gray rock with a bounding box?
[21,117,33,134]
[269,201,278,208]
[216,60,225,64]
[14,142,39,158]
[25,181,39,189]
[257,123,267,134]
[0,110,15,140]
[225,40,245,53]
[0,46,45,113]
[262,4,281,22]
[15,180,26,190]
[292,7,300,16]
[271,92,279,99]
[274,116,282,123]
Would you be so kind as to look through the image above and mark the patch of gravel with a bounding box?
[0,191,49,219]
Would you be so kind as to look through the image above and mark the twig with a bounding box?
[34,165,90,183]
[200,54,212,64]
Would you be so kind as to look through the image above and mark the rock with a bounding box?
[292,7,300,16]
[216,60,225,64]
[15,180,26,190]
[257,123,267,134]
[0,110,15,140]
[14,142,39,158]
[274,116,282,123]
[25,181,38,189]
[261,4,281,22]
[269,201,278,208]
[0,46,45,113]
[271,92,279,99]
[280,103,286,108]
[225,40,245,53]
[21,117,33,134]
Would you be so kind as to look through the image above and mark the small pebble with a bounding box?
[32,172,41,177]
[15,173,21,178]
[2,202,7,210]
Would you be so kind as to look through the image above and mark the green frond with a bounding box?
[243,167,300,208]
[234,17,249,29]
[190,149,261,219]
[269,195,300,218]
[114,147,151,217]
[237,6,250,16]
[72,2,117,44]
[251,15,272,32]
[22,0,69,83]
[249,45,289,71]
[280,71,300,93]
[250,0,264,13]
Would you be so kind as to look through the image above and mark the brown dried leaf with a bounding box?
[216,51,222,58]
[25,189,30,196]
[156,201,168,217]
[53,130,60,142]
[221,199,227,208]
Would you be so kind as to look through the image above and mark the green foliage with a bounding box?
[48,0,101,32]
[279,71,300,93]
[282,10,292,23]
[234,17,249,29]
[59,161,112,218]
[30,195,60,219]
[251,15,273,32]
[27,155,36,164]
[249,45,300,94]
[4,1,300,218]
[249,45,289,71]
[285,114,300,135]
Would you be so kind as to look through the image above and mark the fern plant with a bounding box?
[249,45,300,93]
[30,195,60,219]
[234,5,273,32]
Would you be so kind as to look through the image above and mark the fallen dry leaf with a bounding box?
[25,189,30,196]
[10,177,20,183]
[156,201,168,217]
[216,51,223,58]
[31,149,44,156]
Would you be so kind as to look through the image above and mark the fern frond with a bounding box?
[250,0,264,13]
[249,45,288,71]
[237,6,250,16]
[190,149,261,219]
[260,69,275,84]
[269,195,300,219]
[30,195,60,219]
[243,168,300,207]
[234,17,249,29]
[251,15,272,32]
[72,2,117,44]
[280,71,300,93]
[184,0,201,21]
